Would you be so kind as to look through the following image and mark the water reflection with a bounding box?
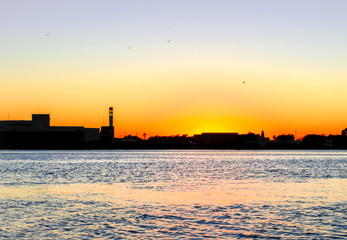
[1,179,346,206]
[0,150,346,239]
[1,179,346,239]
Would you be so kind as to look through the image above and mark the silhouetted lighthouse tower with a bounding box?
[109,107,114,127]
[100,107,115,140]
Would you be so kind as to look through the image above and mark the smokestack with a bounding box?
[109,107,113,127]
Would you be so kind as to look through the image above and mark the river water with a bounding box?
[0,150,346,239]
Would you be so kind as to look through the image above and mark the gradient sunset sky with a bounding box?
[1,0,347,138]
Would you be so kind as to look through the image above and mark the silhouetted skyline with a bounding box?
[1,109,347,149]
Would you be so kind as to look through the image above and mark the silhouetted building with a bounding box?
[193,132,269,148]
[100,107,115,140]
[193,132,239,148]
[0,114,99,149]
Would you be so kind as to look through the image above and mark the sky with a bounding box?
[1,0,347,138]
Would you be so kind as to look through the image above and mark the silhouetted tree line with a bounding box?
[95,130,347,149]
[270,129,347,149]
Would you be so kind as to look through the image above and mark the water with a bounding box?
[0,150,346,239]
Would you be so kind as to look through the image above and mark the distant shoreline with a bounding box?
[1,146,347,150]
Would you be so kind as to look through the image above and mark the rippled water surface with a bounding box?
[0,150,346,239]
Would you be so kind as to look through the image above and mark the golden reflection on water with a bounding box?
[1,179,346,206]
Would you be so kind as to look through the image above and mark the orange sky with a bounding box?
[1,63,346,139]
